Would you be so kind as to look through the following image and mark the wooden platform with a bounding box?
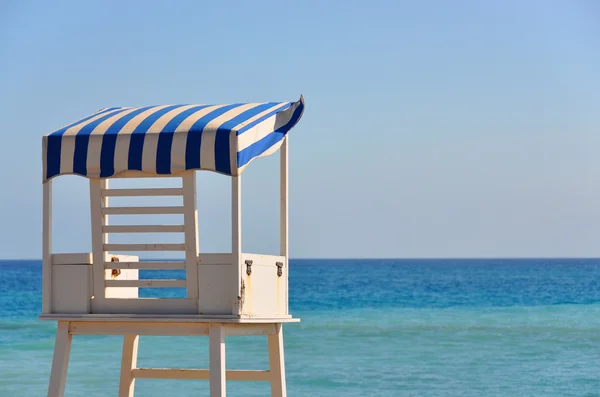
[45,318,293,397]
[39,313,300,324]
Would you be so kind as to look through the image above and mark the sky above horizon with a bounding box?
[1,0,599,259]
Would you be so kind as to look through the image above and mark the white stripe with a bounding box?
[232,102,289,134]
[86,108,143,177]
[59,108,126,175]
[237,102,299,152]
[113,105,173,176]
[141,132,160,174]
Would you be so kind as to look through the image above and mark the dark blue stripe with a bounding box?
[45,107,121,180]
[72,108,132,176]
[237,132,285,169]
[154,105,212,174]
[99,106,156,177]
[184,104,245,171]
[235,102,290,135]
[237,102,305,168]
[213,103,280,174]
[127,105,187,171]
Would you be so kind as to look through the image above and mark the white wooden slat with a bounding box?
[105,261,186,270]
[103,225,185,233]
[105,280,187,288]
[88,298,200,315]
[42,181,52,314]
[102,188,184,197]
[104,243,186,252]
[131,368,271,381]
[197,253,232,265]
[182,172,199,302]
[102,206,185,215]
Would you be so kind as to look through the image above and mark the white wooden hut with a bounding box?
[39,96,305,397]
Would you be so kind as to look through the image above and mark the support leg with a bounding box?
[209,324,226,397]
[118,335,139,397]
[47,321,72,397]
[268,324,287,397]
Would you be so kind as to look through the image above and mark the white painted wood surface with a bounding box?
[105,279,186,288]
[44,320,290,396]
[209,324,226,397]
[90,179,108,309]
[103,225,185,233]
[51,265,91,314]
[280,138,289,315]
[42,181,52,314]
[104,243,186,252]
[240,254,286,317]
[231,176,242,316]
[118,335,139,397]
[47,321,72,397]
[132,368,271,381]
[102,206,185,215]
[269,323,287,397]
[106,261,186,270]
[182,171,199,302]
[103,187,183,197]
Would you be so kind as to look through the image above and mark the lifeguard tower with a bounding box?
[39,97,305,397]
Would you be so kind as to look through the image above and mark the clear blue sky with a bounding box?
[1,0,599,258]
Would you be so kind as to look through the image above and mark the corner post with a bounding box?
[232,176,242,315]
[118,334,139,397]
[42,180,53,314]
[280,137,289,315]
[182,171,200,304]
[90,178,109,310]
[47,321,72,397]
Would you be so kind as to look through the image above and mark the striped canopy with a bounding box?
[42,96,304,182]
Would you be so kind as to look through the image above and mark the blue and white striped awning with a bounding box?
[42,96,304,182]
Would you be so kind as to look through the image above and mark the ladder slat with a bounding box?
[104,243,186,252]
[102,206,185,215]
[103,225,185,233]
[131,368,271,381]
[104,261,186,270]
[105,280,186,288]
[102,188,184,197]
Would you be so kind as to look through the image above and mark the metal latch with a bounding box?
[276,261,284,277]
[245,260,253,275]
[110,256,121,278]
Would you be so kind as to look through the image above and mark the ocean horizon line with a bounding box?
[2,256,600,261]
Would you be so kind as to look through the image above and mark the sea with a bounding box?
[1,258,600,397]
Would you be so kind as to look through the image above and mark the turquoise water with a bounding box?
[1,259,600,396]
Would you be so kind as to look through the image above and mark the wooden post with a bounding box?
[42,181,52,314]
[268,323,286,397]
[90,178,108,310]
[209,324,226,397]
[47,321,72,397]
[118,335,139,397]
[231,176,242,315]
[280,137,289,315]
[182,172,199,304]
